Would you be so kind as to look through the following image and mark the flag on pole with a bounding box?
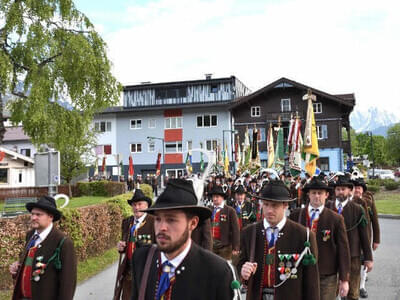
[200,143,205,172]
[244,127,251,166]
[289,117,303,176]
[156,153,161,176]
[302,89,319,176]
[119,160,124,176]
[128,155,134,178]
[224,143,230,177]
[251,127,258,161]
[273,126,285,172]
[234,136,240,163]
[185,151,193,174]
[101,156,106,174]
[286,114,295,153]
[267,124,275,168]
[94,156,99,177]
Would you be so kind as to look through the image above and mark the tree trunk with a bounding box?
[0,93,6,144]
[68,181,72,198]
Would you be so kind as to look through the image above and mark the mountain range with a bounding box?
[350,107,400,136]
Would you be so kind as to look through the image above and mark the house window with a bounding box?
[95,145,112,155]
[94,121,112,133]
[197,115,217,127]
[0,168,7,183]
[130,143,142,153]
[318,157,330,171]
[210,84,218,93]
[148,141,155,152]
[205,139,218,151]
[165,142,182,153]
[130,119,142,129]
[148,119,156,128]
[281,98,291,112]
[155,87,187,99]
[18,171,23,183]
[313,102,322,114]
[316,125,328,140]
[251,106,261,117]
[165,117,183,129]
[187,140,192,151]
[20,148,31,157]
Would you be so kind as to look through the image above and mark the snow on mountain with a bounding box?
[350,107,400,135]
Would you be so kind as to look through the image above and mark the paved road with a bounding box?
[74,218,400,300]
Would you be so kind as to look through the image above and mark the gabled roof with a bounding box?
[3,126,30,141]
[230,77,355,109]
[0,146,34,164]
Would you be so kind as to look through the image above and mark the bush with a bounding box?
[77,181,126,197]
[140,183,154,202]
[367,185,380,193]
[367,179,384,186]
[384,181,400,191]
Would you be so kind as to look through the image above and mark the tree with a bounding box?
[0,0,121,145]
[386,123,400,165]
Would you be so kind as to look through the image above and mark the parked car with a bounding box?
[368,169,395,180]
[395,168,400,177]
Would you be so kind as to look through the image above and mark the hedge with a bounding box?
[384,181,400,191]
[0,193,132,290]
[76,181,126,197]
[367,185,380,193]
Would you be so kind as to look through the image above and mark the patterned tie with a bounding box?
[212,207,221,220]
[310,208,319,223]
[267,227,277,248]
[235,203,242,214]
[26,234,40,250]
[337,203,343,214]
[156,261,174,300]
[130,219,139,235]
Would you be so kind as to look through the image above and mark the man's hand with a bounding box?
[373,243,379,251]
[117,241,126,253]
[339,280,349,297]
[364,261,373,272]
[241,262,257,281]
[232,250,240,256]
[9,261,20,276]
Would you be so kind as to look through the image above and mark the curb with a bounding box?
[378,214,400,220]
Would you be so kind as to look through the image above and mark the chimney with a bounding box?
[205,74,212,80]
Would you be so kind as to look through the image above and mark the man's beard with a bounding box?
[336,195,348,202]
[156,227,190,254]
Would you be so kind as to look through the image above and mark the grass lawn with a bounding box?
[0,247,119,300]
[374,189,400,215]
[59,196,109,209]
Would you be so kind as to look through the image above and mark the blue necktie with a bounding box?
[212,207,220,220]
[156,261,174,300]
[235,203,241,214]
[26,234,40,250]
[130,219,138,236]
[310,208,319,224]
[337,203,343,214]
[267,227,277,248]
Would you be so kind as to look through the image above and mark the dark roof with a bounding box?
[124,76,236,91]
[229,77,355,109]
[98,100,232,115]
[3,126,30,141]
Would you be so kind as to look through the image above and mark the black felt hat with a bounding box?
[142,179,211,221]
[26,196,62,222]
[252,180,295,202]
[233,185,246,194]
[303,177,332,192]
[128,189,152,207]
[209,185,227,198]
[333,176,354,189]
[351,178,368,191]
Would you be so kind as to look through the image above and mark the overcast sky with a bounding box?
[74,0,400,115]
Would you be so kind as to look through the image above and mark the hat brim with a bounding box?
[251,193,296,202]
[141,204,212,221]
[26,203,62,221]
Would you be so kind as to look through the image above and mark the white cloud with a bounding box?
[99,0,400,115]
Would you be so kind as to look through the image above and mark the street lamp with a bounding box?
[147,136,165,164]
[367,131,375,178]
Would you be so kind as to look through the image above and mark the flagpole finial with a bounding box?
[303,89,317,102]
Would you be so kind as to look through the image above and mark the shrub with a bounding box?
[367,185,380,193]
[367,179,384,186]
[77,181,126,197]
[384,181,399,191]
[140,183,154,202]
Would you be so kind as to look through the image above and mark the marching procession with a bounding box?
[8,167,381,300]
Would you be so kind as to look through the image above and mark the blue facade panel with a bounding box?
[319,148,343,172]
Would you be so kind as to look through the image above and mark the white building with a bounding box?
[0,146,35,188]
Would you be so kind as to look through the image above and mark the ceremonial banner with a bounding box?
[244,127,251,166]
[302,90,319,176]
[251,127,258,160]
[200,143,205,172]
[128,155,134,177]
[267,124,275,168]
[289,117,303,176]
[101,156,106,174]
[156,153,161,176]
[94,156,99,177]
[185,151,193,174]
[224,144,230,177]
[273,127,285,171]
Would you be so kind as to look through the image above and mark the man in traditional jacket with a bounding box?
[326,176,373,300]
[290,177,351,300]
[232,185,256,230]
[209,185,240,260]
[238,180,320,300]
[115,189,155,300]
[131,179,237,300]
[10,196,77,300]
[352,177,380,298]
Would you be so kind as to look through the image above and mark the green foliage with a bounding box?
[77,181,125,197]
[384,181,399,191]
[140,183,154,202]
[386,123,400,165]
[367,185,380,193]
[106,193,132,218]
[367,179,384,186]
[58,208,84,249]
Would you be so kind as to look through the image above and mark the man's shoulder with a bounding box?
[289,207,302,220]
[191,244,231,273]
[285,218,308,235]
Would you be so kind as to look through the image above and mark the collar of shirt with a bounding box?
[215,202,224,210]
[263,216,287,232]
[335,199,348,209]
[34,222,53,247]
[135,213,147,227]
[161,239,192,278]
[308,204,324,215]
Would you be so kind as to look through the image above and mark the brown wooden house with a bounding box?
[229,77,355,172]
